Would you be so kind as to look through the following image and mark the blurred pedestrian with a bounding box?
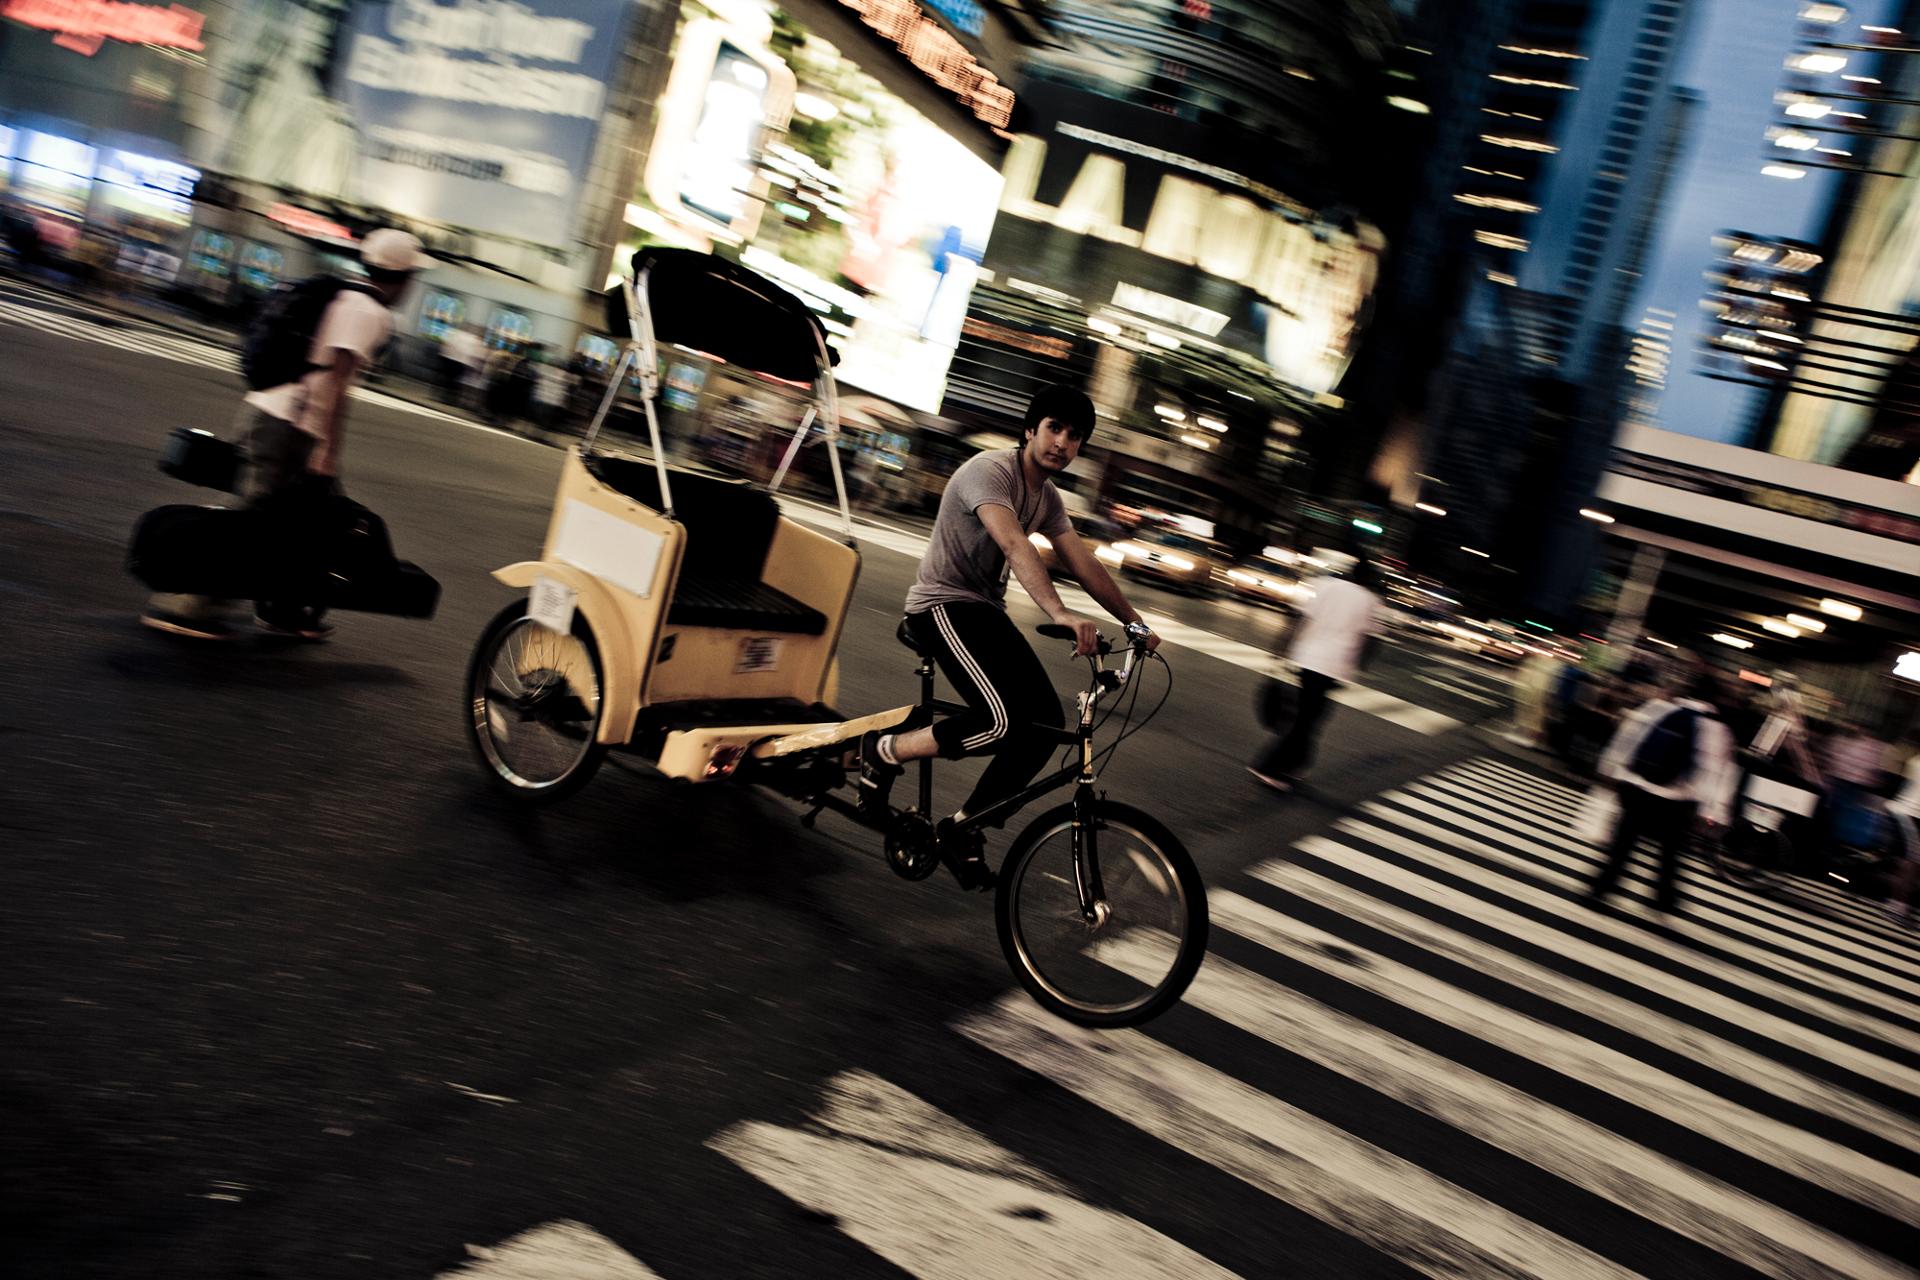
[1823,718,1889,853]
[1248,552,1382,794]
[1585,666,1738,913]
[142,229,424,641]
[439,322,484,407]
[1882,750,1919,925]
[531,347,572,431]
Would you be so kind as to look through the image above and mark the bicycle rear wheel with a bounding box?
[996,799,1207,1027]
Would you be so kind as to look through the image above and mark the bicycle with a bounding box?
[770,618,1208,1028]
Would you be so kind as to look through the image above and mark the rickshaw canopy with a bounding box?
[608,248,836,384]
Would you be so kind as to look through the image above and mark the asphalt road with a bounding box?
[3,292,1915,1280]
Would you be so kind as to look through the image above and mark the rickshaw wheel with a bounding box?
[467,601,608,804]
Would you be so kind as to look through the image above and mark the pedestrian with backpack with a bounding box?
[1585,666,1739,912]
[143,229,424,641]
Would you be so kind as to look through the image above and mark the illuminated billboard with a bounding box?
[630,1,1003,413]
[981,81,1385,399]
[193,0,632,246]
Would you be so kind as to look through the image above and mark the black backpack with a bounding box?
[240,276,376,391]
[1630,707,1699,786]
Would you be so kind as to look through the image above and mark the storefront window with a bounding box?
[420,290,466,341]
[0,126,14,195]
[15,131,96,216]
[187,230,233,285]
[575,334,618,366]
[486,307,533,351]
[238,243,283,292]
[95,150,198,226]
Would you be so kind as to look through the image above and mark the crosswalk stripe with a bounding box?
[1300,829,1920,1094]
[1461,759,1920,949]
[1248,856,1920,1153]
[1207,889,1920,1223]
[709,1069,1237,1280]
[1408,775,1920,987]
[957,995,1643,1280]
[435,1221,663,1278]
[1099,932,1913,1280]
[1394,780,1920,997]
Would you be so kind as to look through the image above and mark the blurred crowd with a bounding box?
[1512,641,1918,907]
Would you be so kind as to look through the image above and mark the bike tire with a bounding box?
[996,799,1208,1028]
[466,600,608,804]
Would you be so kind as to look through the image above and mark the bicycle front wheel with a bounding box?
[996,799,1208,1027]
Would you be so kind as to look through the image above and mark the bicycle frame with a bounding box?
[904,642,1141,918]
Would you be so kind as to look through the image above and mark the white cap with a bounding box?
[361,228,424,273]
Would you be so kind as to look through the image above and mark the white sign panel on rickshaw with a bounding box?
[552,499,666,599]
[529,575,578,636]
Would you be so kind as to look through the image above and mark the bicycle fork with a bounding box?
[1071,690,1109,926]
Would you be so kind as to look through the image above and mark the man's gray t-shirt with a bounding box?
[905,450,1073,613]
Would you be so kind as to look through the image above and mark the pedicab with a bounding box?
[464,249,1205,1025]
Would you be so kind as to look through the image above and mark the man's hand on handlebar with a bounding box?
[1053,613,1102,658]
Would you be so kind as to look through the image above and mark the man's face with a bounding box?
[1025,417,1085,474]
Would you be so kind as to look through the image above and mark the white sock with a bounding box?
[876,734,900,767]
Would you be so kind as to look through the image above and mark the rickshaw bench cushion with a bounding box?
[667,576,826,635]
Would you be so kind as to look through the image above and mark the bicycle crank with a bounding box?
[885,811,939,881]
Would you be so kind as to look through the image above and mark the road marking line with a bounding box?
[1368,792,1920,1024]
[1460,760,1920,949]
[1411,774,1920,982]
[709,1069,1237,1280]
[1208,889,1920,1223]
[436,1221,662,1278]
[1100,932,1914,1280]
[1304,830,1920,1091]
[1248,857,1920,1153]
[958,995,1641,1280]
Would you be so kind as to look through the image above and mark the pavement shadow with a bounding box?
[102,642,418,691]
[450,767,849,906]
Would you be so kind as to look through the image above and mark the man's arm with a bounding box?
[1053,529,1159,649]
[307,348,362,476]
[977,503,1098,655]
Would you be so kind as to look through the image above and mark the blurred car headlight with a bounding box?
[1163,555,1195,571]
[1094,544,1126,564]
[1111,541,1145,559]
[1029,533,1052,551]
[1227,569,1257,585]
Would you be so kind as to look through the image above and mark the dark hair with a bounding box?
[1024,384,1095,442]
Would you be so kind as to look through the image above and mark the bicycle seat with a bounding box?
[896,615,932,657]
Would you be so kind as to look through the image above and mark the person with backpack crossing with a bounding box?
[1585,667,1739,913]
[142,228,424,641]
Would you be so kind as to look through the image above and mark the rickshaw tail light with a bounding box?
[706,746,747,778]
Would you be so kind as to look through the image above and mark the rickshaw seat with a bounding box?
[583,454,827,636]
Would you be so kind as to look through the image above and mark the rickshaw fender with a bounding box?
[491,561,640,745]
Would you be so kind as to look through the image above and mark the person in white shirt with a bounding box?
[142,228,423,641]
[439,323,485,407]
[1248,553,1381,794]
[1586,668,1739,913]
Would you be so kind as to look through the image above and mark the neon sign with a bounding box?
[0,0,206,57]
[833,0,1013,130]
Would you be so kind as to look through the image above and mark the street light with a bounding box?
[1785,613,1827,632]
[1712,632,1756,650]
[1415,502,1447,516]
[1579,508,1616,523]
[1762,618,1801,638]
[1820,597,1863,620]
[1461,546,1491,558]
